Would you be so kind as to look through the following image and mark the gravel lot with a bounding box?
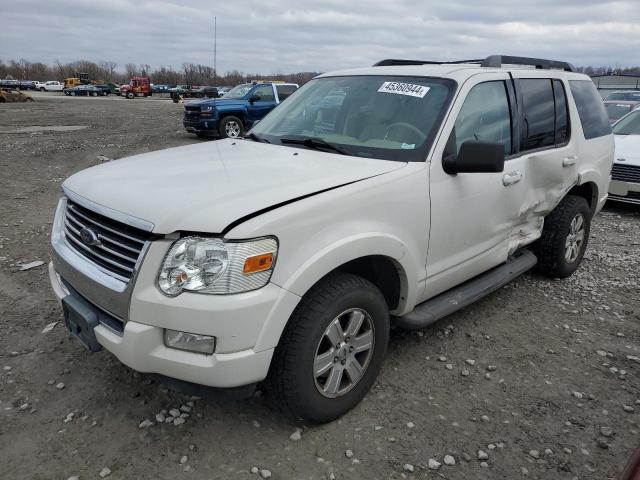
[1,93,639,480]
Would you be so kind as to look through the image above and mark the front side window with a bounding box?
[251,75,456,162]
[520,79,556,151]
[569,80,611,139]
[251,84,275,102]
[447,81,512,157]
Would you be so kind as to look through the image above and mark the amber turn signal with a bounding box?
[243,252,274,274]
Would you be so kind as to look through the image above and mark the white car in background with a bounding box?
[41,81,64,92]
[609,108,640,204]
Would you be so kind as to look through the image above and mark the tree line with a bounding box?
[1,58,639,86]
[0,58,320,86]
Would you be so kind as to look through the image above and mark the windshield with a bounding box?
[607,91,640,101]
[224,83,253,100]
[613,109,640,135]
[605,103,633,121]
[251,75,456,161]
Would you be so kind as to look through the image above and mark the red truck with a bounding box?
[120,77,151,99]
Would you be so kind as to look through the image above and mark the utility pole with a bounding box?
[213,16,217,83]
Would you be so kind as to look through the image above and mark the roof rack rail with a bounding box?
[373,55,576,72]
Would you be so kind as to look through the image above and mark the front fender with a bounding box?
[252,233,419,352]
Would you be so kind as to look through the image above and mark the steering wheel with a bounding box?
[384,122,426,144]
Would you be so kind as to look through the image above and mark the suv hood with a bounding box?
[63,139,406,234]
[614,134,640,166]
[186,98,244,109]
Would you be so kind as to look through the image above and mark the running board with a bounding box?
[394,250,537,330]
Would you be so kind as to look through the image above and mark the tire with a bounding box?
[40,88,45,92]
[266,272,390,424]
[70,91,76,96]
[534,195,591,278]
[219,116,244,139]
[92,91,98,97]
[126,91,134,99]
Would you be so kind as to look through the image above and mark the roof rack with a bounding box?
[373,55,576,72]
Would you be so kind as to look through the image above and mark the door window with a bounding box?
[251,85,275,102]
[276,84,297,101]
[520,79,555,151]
[447,81,512,157]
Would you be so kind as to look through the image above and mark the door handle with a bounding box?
[502,170,522,186]
[563,155,577,167]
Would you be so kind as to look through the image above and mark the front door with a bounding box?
[425,73,528,299]
[247,84,278,126]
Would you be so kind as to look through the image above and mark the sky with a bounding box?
[1,0,639,74]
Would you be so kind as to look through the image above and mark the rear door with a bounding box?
[246,84,277,126]
[509,73,579,228]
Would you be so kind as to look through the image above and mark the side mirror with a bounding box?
[249,94,261,103]
[443,141,505,174]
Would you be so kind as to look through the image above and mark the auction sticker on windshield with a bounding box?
[378,82,430,98]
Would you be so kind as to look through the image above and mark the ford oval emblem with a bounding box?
[80,227,100,246]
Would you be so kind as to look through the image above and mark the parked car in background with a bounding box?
[172,86,220,103]
[604,100,640,124]
[1,79,21,90]
[19,81,37,90]
[93,84,115,96]
[217,86,232,96]
[183,82,299,138]
[34,81,46,90]
[63,85,102,96]
[605,90,640,101]
[151,84,171,94]
[41,81,64,92]
[609,108,640,205]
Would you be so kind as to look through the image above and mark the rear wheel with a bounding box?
[534,195,591,278]
[219,116,244,139]
[92,91,98,97]
[267,273,389,423]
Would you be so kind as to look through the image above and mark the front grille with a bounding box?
[63,200,152,282]
[184,106,200,116]
[612,163,640,184]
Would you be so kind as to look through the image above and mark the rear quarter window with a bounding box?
[569,80,611,139]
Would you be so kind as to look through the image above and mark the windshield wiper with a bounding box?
[279,136,349,155]
[244,132,270,143]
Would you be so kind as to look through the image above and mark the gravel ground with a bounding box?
[1,94,639,480]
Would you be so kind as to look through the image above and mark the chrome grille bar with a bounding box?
[62,200,152,282]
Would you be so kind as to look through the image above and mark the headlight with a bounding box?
[158,236,277,296]
[201,106,213,112]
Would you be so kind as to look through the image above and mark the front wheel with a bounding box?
[534,195,591,278]
[267,273,389,423]
[126,91,134,99]
[219,116,244,139]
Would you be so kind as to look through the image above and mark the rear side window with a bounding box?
[276,84,297,101]
[252,84,275,102]
[520,79,555,151]
[553,80,570,145]
[569,80,611,139]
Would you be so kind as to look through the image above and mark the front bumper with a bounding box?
[183,116,218,135]
[49,200,301,388]
[49,259,297,388]
[608,179,640,205]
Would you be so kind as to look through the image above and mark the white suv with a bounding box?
[49,55,613,423]
[41,81,64,92]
